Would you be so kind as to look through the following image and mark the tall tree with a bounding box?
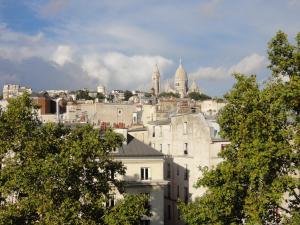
[124,90,133,101]
[0,94,148,224]
[179,31,300,225]
[103,194,150,225]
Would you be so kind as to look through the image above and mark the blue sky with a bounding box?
[0,0,299,96]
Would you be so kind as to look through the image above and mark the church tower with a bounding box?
[174,58,188,98]
[152,64,160,96]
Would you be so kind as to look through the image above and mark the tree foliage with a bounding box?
[179,31,300,224]
[188,92,211,101]
[124,90,133,101]
[103,194,150,225]
[158,92,180,98]
[0,94,147,224]
[96,92,105,100]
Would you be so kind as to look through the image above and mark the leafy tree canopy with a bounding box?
[0,94,147,224]
[96,92,105,100]
[158,92,180,98]
[103,194,150,225]
[124,90,133,101]
[179,31,300,225]
[188,92,212,101]
[76,90,93,100]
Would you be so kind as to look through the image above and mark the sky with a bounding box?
[0,0,299,97]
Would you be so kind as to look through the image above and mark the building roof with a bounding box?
[148,118,171,125]
[114,134,164,157]
[128,127,148,132]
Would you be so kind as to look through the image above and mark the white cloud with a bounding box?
[52,45,73,66]
[0,23,44,43]
[228,53,266,74]
[0,24,53,61]
[191,53,266,80]
[81,52,173,89]
[0,22,173,91]
[190,67,227,80]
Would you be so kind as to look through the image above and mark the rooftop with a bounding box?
[114,134,164,157]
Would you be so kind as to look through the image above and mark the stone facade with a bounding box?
[2,84,32,100]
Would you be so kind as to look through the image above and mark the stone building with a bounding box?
[146,112,229,225]
[2,84,32,100]
[188,80,201,94]
[152,64,160,96]
[174,61,188,98]
[113,130,168,225]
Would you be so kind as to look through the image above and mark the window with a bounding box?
[184,143,188,155]
[167,205,171,220]
[184,187,189,203]
[167,144,170,155]
[221,144,228,151]
[110,169,115,180]
[159,126,162,137]
[177,185,180,198]
[141,167,151,180]
[167,184,171,198]
[160,144,162,152]
[140,220,150,225]
[152,126,155,137]
[183,122,187,134]
[184,164,188,180]
[152,143,155,149]
[167,163,171,178]
[106,194,115,207]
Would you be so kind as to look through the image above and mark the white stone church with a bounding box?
[152,60,201,98]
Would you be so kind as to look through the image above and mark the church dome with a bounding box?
[175,64,187,81]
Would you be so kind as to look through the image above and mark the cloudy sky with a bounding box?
[0,0,299,96]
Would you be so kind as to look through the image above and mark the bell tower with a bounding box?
[152,64,160,96]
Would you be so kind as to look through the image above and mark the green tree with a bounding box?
[124,90,133,101]
[158,92,180,98]
[188,92,212,101]
[76,90,93,100]
[0,94,147,224]
[179,31,300,225]
[96,92,105,100]
[144,92,152,98]
[103,194,150,225]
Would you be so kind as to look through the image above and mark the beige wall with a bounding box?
[146,113,229,225]
[199,100,226,116]
[65,102,137,127]
[116,156,166,225]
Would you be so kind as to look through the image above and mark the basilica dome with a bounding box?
[175,64,187,81]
